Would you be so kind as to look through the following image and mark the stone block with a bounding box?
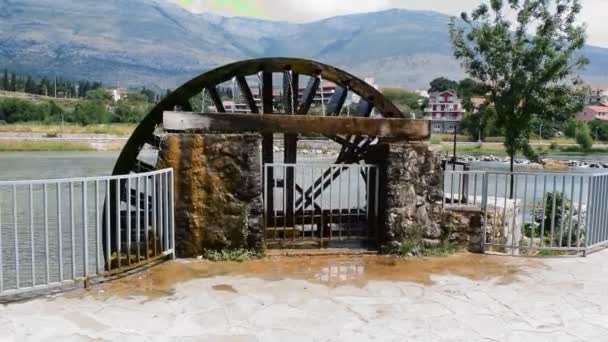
[159,133,263,257]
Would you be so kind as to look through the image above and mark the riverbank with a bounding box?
[439,142,608,156]
[0,123,136,135]
[0,133,127,151]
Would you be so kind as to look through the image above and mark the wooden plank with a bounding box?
[163,112,431,140]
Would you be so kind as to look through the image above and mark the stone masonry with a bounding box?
[379,142,485,252]
[159,133,263,257]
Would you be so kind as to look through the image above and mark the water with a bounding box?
[0,152,119,181]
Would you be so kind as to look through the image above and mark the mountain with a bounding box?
[1,0,607,89]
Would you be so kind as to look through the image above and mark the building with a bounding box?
[588,87,608,106]
[423,91,466,133]
[576,105,608,122]
[109,88,128,102]
[298,80,337,106]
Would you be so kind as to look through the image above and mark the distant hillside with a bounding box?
[1,0,606,88]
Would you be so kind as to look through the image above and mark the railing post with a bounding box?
[170,170,176,260]
[481,172,489,253]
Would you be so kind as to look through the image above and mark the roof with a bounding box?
[587,105,608,113]
[438,91,456,97]
[470,97,487,106]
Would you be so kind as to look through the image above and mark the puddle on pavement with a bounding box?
[82,253,536,300]
[212,284,238,293]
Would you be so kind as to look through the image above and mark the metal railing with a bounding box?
[444,170,608,255]
[263,163,380,245]
[0,169,175,297]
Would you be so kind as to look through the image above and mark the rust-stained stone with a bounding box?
[159,133,263,257]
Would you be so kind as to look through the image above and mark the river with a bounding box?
[2,151,608,181]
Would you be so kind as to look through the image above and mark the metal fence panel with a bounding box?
[445,170,603,256]
[0,169,175,297]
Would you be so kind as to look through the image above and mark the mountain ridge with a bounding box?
[0,1,606,89]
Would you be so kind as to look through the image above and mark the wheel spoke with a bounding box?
[206,86,225,113]
[326,85,347,116]
[236,75,259,113]
[354,98,373,117]
[297,76,320,114]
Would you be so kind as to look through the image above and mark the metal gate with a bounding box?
[263,163,380,248]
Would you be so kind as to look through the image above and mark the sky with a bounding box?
[174,0,608,47]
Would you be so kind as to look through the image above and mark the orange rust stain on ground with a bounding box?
[83,253,536,300]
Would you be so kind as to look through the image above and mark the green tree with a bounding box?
[1,69,7,91]
[576,122,593,151]
[70,100,112,125]
[588,120,608,142]
[428,77,459,93]
[85,88,112,101]
[9,73,16,92]
[140,87,156,103]
[450,0,588,197]
[383,88,424,117]
[458,78,486,99]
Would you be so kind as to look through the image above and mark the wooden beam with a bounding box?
[163,112,431,140]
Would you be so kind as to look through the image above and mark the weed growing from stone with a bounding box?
[202,249,258,262]
[383,240,461,257]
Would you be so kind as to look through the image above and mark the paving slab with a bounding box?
[1,251,608,341]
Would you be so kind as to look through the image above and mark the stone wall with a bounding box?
[379,142,486,253]
[159,133,263,257]
[379,142,444,245]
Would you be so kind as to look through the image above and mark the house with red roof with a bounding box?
[576,105,608,122]
[423,91,466,133]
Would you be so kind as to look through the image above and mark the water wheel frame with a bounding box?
[112,57,404,175]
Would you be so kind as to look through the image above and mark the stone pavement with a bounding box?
[1,251,608,342]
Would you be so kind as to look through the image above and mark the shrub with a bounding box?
[382,240,460,257]
[484,136,505,143]
[575,122,593,152]
[430,135,442,145]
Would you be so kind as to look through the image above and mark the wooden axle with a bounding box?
[163,111,431,140]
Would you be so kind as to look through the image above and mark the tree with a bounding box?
[140,87,156,103]
[383,88,424,117]
[70,100,112,125]
[9,73,16,92]
[1,69,7,91]
[458,78,486,99]
[450,0,588,197]
[428,77,459,93]
[576,122,593,151]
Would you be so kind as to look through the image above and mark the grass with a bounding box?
[0,140,95,152]
[202,249,258,262]
[441,143,608,156]
[0,123,136,136]
[441,143,509,155]
[556,145,608,154]
[383,240,461,257]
